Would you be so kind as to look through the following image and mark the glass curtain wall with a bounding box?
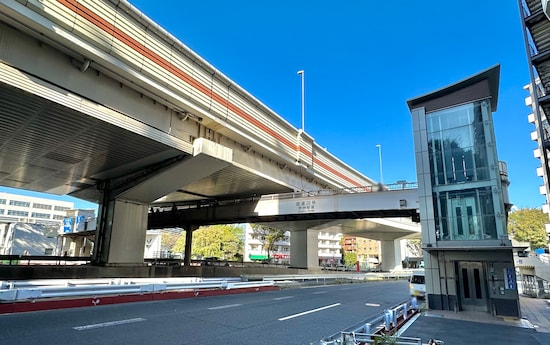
[427,101,502,241]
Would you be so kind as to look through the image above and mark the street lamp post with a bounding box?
[376,144,383,184]
[297,70,305,131]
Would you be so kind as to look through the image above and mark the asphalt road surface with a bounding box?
[0,280,409,345]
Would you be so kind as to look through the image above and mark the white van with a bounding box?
[409,269,426,298]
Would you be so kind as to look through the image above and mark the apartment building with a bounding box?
[519,0,550,244]
[342,236,380,269]
[243,224,342,265]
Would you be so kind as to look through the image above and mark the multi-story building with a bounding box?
[243,224,342,265]
[342,236,380,269]
[0,192,74,255]
[519,0,550,246]
[317,231,343,266]
[0,192,73,225]
[244,224,291,264]
[60,209,96,257]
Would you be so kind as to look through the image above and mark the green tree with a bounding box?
[343,251,357,266]
[161,230,184,252]
[508,208,548,250]
[170,225,243,260]
[250,224,287,260]
[172,233,186,255]
[406,239,423,257]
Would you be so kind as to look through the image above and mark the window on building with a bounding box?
[9,200,31,207]
[7,210,29,217]
[33,203,52,210]
[0,199,6,205]
[54,206,70,211]
[52,215,65,220]
[31,212,51,219]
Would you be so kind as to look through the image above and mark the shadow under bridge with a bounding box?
[148,187,421,240]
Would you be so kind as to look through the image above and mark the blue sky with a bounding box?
[2,1,543,210]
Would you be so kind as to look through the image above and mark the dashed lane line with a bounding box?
[73,318,146,331]
[207,304,242,310]
[273,296,294,301]
[278,303,341,321]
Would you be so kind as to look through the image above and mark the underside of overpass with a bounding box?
[149,189,421,269]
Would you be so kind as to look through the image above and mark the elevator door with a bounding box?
[457,261,487,312]
[448,196,478,240]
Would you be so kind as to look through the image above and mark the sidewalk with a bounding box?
[400,296,550,345]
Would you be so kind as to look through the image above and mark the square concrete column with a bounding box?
[94,199,149,265]
[290,229,319,269]
[380,239,403,272]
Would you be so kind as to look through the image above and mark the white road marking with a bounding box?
[366,303,381,307]
[278,303,341,321]
[208,303,242,310]
[73,318,146,331]
[273,296,294,301]
[312,291,327,295]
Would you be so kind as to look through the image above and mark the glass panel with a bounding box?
[436,188,498,241]
[427,102,491,186]
[455,206,463,236]
[466,206,474,236]
[474,269,482,299]
[428,100,505,242]
[411,275,425,284]
[462,268,470,298]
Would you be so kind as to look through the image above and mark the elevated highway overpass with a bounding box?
[149,186,421,269]
[0,0,418,271]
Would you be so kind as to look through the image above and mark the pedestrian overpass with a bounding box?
[149,186,421,270]
[0,0,419,271]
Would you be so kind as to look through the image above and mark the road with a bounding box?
[0,280,409,345]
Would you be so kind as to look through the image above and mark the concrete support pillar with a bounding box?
[93,199,148,265]
[290,229,319,269]
[183,224,197,266]
[380,239,403,272]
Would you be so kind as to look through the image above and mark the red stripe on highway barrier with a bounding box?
[0,286,279,314]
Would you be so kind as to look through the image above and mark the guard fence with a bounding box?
[315,298,443,345]
[0,277,270,302]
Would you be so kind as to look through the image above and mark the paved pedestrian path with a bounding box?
[400,296,550,345]
[520,296,550,333]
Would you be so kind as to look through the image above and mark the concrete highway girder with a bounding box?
[148,189,421,241]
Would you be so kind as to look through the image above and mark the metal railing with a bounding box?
[148,182,418,212]
[256,272,411,283]
[539,253,550,266]
[0,255,91,265]
[520,0,531,18]
[260,182,419,201]
[315,298,436,345]
[0,277,272,302]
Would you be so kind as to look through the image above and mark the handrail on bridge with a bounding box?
[259,182,418,201]
[149,182,419,212]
